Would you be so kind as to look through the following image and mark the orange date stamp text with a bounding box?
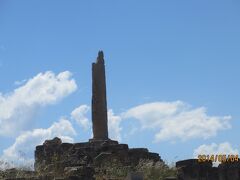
[198,154,239,163]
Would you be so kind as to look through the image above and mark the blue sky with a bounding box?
[0,0,240,168]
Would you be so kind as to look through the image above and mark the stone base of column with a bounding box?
[88,138,119,146]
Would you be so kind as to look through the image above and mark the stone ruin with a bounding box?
[34,50,240,180]
[173,159,240,180]
[34,137,161,179]
[33,51,163,179]
[2,51,240,180]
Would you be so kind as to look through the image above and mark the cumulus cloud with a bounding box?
[123,101,231,142]
[71,105,91,130]
[108,109,122,142]
[0,71,77,136]
[1,118,76,169]
[194,142,239,156]
[70,101,231,143]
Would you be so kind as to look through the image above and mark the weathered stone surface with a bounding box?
[128,148,161,166]
[218,160,240,180]
[164,177,177,180]
[175,158,240,180]
[43,137,62,146]
[176,159,213,180]
[64,166,94,179]
[125,172,144,180]
[34,137,162,175]
[5,51,240,179]
[32,52,164,179]
[91,51,109,141]
[6,52,166,179]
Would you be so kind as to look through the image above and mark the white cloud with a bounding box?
[0,118,76,169]
[123,101,231,142]
[71,105,91,130]
[0,71,77,137]
[193,142,239,166]
[194,142,239,156]
[14,79,27,86]
[108,109,122,142]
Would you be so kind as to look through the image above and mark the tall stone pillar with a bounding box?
[91,51,109,141]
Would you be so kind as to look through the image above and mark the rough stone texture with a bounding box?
[218,160,240,180]
[91,51,109,141]
[34,137,162,178]
[33,51,163,179]
[125,172,144,180]
[4,51,240,179]
[176,159,213,180]
[164,177,177,180]
[175,158,240,180]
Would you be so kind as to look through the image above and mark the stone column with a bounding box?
[91,51,109,141]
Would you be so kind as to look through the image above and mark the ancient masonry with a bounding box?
[33,51,240,180]
[91,51,109,141]
[34,51,162,179]
[175,159,240,180]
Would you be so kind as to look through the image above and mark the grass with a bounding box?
[0,159,177,180]
[95,159,177,180]
[135,159,177,180]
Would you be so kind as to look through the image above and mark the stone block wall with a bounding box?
[175,159,240,180]
[34,137,163,179]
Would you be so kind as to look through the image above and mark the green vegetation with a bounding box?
[0,159,177,179]
[95,159,177,180]
[135,159,177,180]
